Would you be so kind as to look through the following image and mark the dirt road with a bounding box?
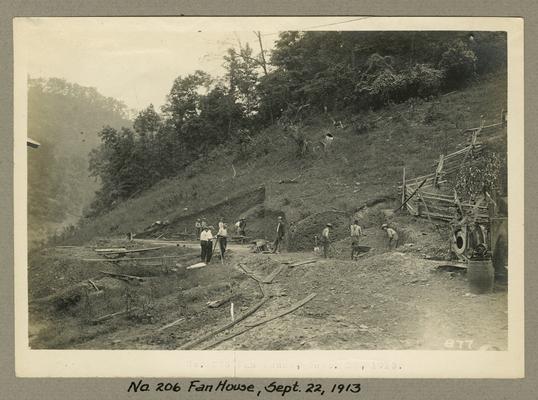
[28,239,507,351]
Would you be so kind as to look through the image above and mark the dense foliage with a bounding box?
[87,31,506,215]
[27,78,130,245]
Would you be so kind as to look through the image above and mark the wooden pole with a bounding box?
[394,177,429,213]
[401,167,406,206]
[417,191,444,237]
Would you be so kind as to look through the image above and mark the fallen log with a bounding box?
[237,264,266,297]
[202,293,317,349]
[99,271,145,282]
[186,262,206,270]
[92,307,140,323]
[157,317,186,332]
[261,264,287,284]
[279,174,301,184]
[95,246,163,255]
[288,259,317,268]
[95,247,127,253]
[179,296,269,350]
[83,255,184,262]
[207,293,236,308]
[88,279,100,292]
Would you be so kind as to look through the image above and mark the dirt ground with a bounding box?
[28,224,507,351]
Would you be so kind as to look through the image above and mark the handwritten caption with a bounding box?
[128,379,361,396]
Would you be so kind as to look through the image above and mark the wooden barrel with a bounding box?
[467,259,494,294]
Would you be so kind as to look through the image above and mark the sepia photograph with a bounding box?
[14,17,524,377]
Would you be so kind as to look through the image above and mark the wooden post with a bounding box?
[434,154,444,188]
[401,167,406,206]
[417,191,444,238]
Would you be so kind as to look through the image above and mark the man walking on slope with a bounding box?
[272,216,286,254]
[320,223,332,258]
[200,226,214,263]
[350,219,363,260]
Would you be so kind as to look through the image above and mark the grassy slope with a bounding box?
[64,73,507,245]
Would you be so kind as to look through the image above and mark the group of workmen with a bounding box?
[194,217,230,263]
[194,215,286,263]
[317,221,399,259]
[194,214,398,263]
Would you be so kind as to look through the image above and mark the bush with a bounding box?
[439,41,477,88]
[358,62,444,108]
[453,151,503,200]
[405,64,444,98]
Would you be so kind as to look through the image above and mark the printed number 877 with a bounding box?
[444,339,473,349]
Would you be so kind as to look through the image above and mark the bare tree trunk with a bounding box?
[254,31,274,124]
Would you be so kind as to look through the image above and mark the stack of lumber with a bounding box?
[398,141,489,223]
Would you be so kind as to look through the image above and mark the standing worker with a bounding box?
[217,223,228,260]
[350,219,363,260]
[218,216,225,230]
[238,218,247,237]
[195,218,202,239]
[320,223,333,258]
[272,216,286,254]
[381,224,399,249]
[200,226,214,263]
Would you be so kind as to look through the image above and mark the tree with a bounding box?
[223,43,260,116]
[161,71,212,128]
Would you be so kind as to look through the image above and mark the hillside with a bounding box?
[28,72,508,352]
[27,78,131,246]
[56,73,506,247]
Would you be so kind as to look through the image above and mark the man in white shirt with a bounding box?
[200,226,214,262]
[320,223,332,258]
[350,220,363,260]
[272,216,286,254]
[217,223,228,259]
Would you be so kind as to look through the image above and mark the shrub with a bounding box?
[405,64,444,98]
[439,41,477,88]
[453,151,503,200]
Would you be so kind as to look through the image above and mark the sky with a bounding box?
[16,17,369,112]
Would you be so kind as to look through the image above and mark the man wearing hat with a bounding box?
[217,223,228,259]
[195,218,202,238]
[272,216,286,254]
[382,224,399,249]
[238,218,247,237]
[200,225,214,263]
[320,223,333,258]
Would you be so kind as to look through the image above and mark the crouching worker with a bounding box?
[381,224,399,249]
[200,226,214,263]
